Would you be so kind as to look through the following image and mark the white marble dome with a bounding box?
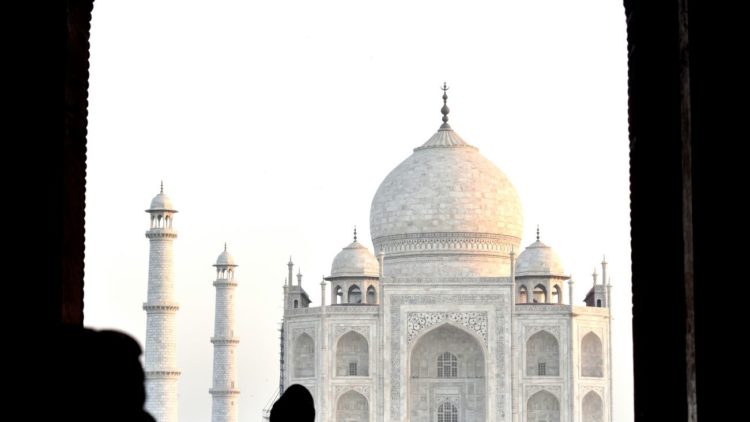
[369,123,523,277]
[149,192,176,211]
[330,241,380,278]
[215,248,237,267]
[515,239,566,277]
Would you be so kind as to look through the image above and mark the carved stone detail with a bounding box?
[580,384,605,397]
[292,326,315,339]
[525,325,560,341]
[407,312,488,346]
[526,384,561,399]
[389,294,508,420]
[334,325,370,339]
[334,384,371,401]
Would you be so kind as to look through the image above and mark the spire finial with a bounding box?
[353,226,357,242]
[536,225,540,241]
[440,82,451,129]
[160,180,164,194]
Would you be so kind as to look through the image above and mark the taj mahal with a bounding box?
[141,86,613,422]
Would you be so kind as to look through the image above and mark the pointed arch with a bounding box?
[527,390,560,422]
[582,391,604,422]
[409,323,485,420]
[335,285,343,304]
[581,332,604,377]
[553,284,563,304]
[519,285,528,303]
[348,284,361,304]
[336,331,369,376]
[533,284,547,303]
[526,330,560,376]
[293,333,315,378]
[336,390,368,422]
[366,285,376,304]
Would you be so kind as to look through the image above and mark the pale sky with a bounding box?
[84,1,632,421]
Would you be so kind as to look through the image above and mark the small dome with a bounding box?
[515,240,566,277]
[330,241,380,278]
[215,248,237,267]
[148,192,176,212]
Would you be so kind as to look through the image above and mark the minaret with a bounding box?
[143,183,180,422]
[210,244,240,422]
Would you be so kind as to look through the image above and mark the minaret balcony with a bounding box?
[211,337,240,345]
[145,228,178,239]
[209,388,240,396]
[145,370,181,379]
[143,302,180,312]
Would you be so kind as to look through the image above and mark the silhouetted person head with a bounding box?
[270,384,315,422]
[54,326,156,422]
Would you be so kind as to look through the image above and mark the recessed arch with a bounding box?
[409,323,485,420]
[519,285,528,303]
[582,391,604,422]
[348,284,361,304]
[335,285,343,304]
[336,331,369,376]
[581,332,604,377]
[526,330,559,376]
[366,285,376,304]
[336,390,368,422]
[293,333,314,378]
[553,284,563,304]
[527,390,560,422]
[533,284,547,303]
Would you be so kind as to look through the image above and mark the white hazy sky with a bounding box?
[84,1,631,421]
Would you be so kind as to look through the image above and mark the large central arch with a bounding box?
[409,323,486,422]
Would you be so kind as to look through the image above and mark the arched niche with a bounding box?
[526,330,559,376]
[527,390,560,422]
[293,333,315,378]
[581,332,603,377]
[336,331,369,376]
[409,324,485,421]
[336,390,368,422]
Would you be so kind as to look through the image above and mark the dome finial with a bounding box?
[224,242,227,252]
[160,180,164,194]
[536,224,540,241]
[440,82,451,130]
[353,226,358,242]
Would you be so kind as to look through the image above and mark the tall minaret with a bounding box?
[210,244,240,422]
[143,183,180,422]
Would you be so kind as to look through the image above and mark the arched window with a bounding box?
[533,284,547,303]
[293,300,298,308]
[367,285,376,304]
[519,285,528,303]
[526,330,560,376]
[348,285,361,304]
[527,390,560,422]
[553,284,563,304]
[597,299,602,307]
[582,391,604,422]
[293,333,315,378]
[335,285,343,304]
[581,332,604,377]
[437,401,458,422]
[336,331,369,376]
[437,352,457,378]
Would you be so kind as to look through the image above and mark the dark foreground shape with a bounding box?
[270,384,316,422]
[52,326,156,422]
